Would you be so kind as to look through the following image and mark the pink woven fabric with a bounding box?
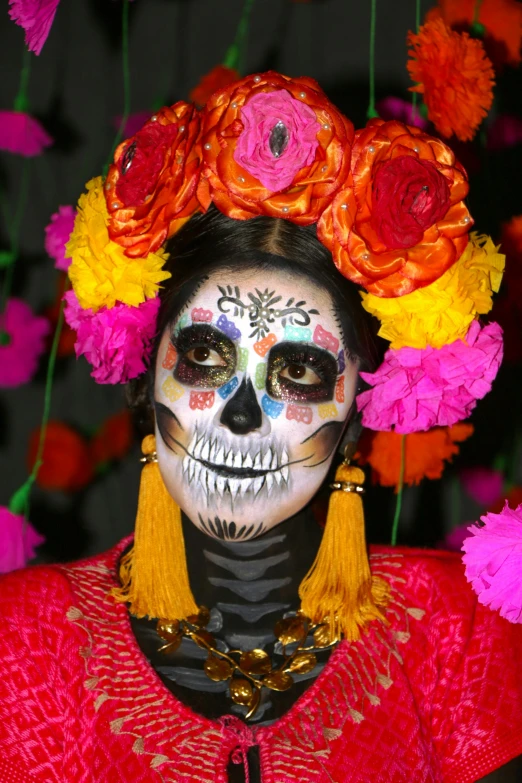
[0,538,521,782]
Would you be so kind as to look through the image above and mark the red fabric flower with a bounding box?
[197,71,354,225]
[371,156,450,250]
[189,65,240,108]
[105,101,202,258]
[27,421,94,492]
[318,118,471,297]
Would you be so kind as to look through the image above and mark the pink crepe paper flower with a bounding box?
[234,90,320,191]
[0,111,53,157]
[64,290,160,384]
[487,114,522,150]
[113,111,153,139]
[376,97,430,130]
[357,320,503,433]
[44,205,76,271]
[0,298,50,387]
[460,466,504,506]
[462,502,522,623]
[0,507,44,574]
[8,0,60,56]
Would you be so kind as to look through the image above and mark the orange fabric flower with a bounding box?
[27,422,94,492]
[318,118,472,297]
[189,65,240,108]
[356,423,474,490]
[197,71,354,225]
[407,18,495,142]
[427,1,522,67]
[90,410,134,466]
[105,101,202,258]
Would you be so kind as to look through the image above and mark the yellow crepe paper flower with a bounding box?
[361,233,505,349]
[66,177,170,312]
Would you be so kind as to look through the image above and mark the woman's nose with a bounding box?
[219,376,263,435]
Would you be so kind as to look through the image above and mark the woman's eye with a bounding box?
[280,363,321,385]
[185,346,226,367]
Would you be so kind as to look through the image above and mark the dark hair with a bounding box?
[127,205,382,430]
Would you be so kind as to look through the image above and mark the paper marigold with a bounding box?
[427,0,522,68]
[407,18,495,142]
[361,233,505,348]
[197,71,354,225]
[357,423,473,490]
[105,101,202,258]
[318,118,471,297]
[27,421,94,492]
[66,177,170,312]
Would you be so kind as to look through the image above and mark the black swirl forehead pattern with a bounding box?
[216,285,319,340]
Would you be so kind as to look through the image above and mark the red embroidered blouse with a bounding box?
[0,537,521,783]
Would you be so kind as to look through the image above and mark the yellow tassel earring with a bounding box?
[299,446,389,642]
[111,434,198,621]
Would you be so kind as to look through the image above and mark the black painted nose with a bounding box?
[220,376,262,435]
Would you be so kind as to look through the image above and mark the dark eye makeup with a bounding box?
[173,324,236,388]
[266,342,338,403]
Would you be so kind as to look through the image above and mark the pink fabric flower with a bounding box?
[0,507,44,574]
[0,111,53,157]
[357,321,504,433]
[462,502,522,623]
[8,0,60,56]
[44,205,76,271]
[0,298,50,387]
[376,96,429,130]
[64,291,160,384]
[234,89,320,191]
[113,111,153,139]
[460,466,504,506]
[487,114,522,150]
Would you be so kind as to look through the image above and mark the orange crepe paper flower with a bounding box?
[90,410,134,466]
[356,423,474,490]
[407,18,495,142]
[190,65,240,108]
[318,118,472,297]
[427,1,522,68]
[197,71,354,226]
[105,101,202,258]
[27,422,94,492]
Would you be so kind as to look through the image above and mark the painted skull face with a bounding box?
[154,268,358,540]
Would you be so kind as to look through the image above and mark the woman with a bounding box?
[1,71,521,782]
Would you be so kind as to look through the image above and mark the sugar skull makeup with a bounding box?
[154,269,359,540]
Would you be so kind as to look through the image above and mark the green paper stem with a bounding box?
[223,0,256,75]
[8,293,66,519]
[103,0,131,176]
[473,0,484,25]
[367,0,379,120]
[0,158,31,319]
[391,433,406,545]
[411,0,421,119]
[13,47,32,113]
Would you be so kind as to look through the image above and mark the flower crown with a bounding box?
[64,70,504,435]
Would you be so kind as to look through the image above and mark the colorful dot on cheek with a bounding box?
[255,363,266,390]
[338,349,345,375]
[284,325,312,342]
[313,324,339,354]
[191,307,213,322]
[162,376,184,402]
[254,333,277,357]
[335,376,345,404]
[286,404,313,425]
[218,376,239,400]
[262,394,284,419]
[161,342,177,370]
[189,390,215,410]
[237,347,249,372]
[216,314,242,340]
[318,403,338,419]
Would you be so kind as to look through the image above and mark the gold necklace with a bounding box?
[156,607,338,719]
